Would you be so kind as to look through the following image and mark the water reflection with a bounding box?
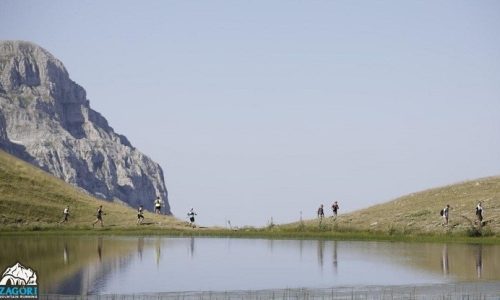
[97,237,103,262]
[63,243,69,265]
[317,240,324,270]
[475,245,483,279]
[332,241,338,274]
[189,237,195,258]
[0,236,138,295]
[267,238,274,252]
[299,239,304,259]
[155,237,161,267]
[441,244,449,276]
[137,237,144,260]
[0,236,499,295]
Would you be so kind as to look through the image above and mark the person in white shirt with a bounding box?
[442,204,450,225]
[137,205,144,225]
[476,202,484,224]
[187,208,197,227]
[59,206,70,223]
[154,196,162,214]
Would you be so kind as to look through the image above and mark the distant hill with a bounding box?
[0,40,170,213]
[0,149,181,228]
[300,177,500,235]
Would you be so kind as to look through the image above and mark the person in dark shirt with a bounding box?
[331,201,339,218]
[92,205,104,227]
[317,204,324,220]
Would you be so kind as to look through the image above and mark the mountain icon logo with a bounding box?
[0,262,37,286]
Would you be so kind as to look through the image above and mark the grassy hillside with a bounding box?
[2,147,499,240]
[0,149,185,230]
[293,176,500,236]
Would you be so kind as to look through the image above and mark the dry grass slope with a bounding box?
[299,176,500,236]
[2,147,499,239]
[0,150,186,230]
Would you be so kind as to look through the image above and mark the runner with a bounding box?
[137,205,144,225]
[59,206,70,223]
[154,197,162,214]
[92,205,104,227]
[187,208,197,227]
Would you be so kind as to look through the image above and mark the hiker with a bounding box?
[476,202,484,224]
[154,196,162,214]
[332,201,339,218]
[92,205,104,227]
[137,205,144,225]
[59,206,70,223]
[317,204,324,220]
[441,204,450,225]
[187,208,197,227]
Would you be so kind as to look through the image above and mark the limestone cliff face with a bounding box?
[0,41,170,213]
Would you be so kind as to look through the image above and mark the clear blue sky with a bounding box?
[1,1,500,226]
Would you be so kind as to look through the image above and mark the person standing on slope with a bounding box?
[442,204,450,225]
[476,202,484,225]
[317,204,325,220]
[331,201,339,218]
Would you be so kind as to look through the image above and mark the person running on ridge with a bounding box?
[154,196,162,214]
[137,205,144,225]
[59,206,70,224]
[187,208,197,227]
[92,205,104,227]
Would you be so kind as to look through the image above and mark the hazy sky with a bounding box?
[1,1,500,226]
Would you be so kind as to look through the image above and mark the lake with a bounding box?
[0,235,499,298]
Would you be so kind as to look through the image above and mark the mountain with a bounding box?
[0,41,170,213]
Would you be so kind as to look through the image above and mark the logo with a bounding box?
[0,263,38,299]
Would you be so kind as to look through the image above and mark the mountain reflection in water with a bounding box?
[0,236,498,295]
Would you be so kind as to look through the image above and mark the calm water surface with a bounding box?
[0,236,499,295]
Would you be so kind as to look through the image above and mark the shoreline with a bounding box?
[1,225,499,244]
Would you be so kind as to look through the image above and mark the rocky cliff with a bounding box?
[0,41,170,213]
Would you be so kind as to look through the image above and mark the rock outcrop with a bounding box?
[0,41,170,213]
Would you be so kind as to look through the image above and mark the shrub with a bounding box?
[480,226,494,237]
[296,221,305,232]
[465,227,482,237]
[388,225,397,236]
